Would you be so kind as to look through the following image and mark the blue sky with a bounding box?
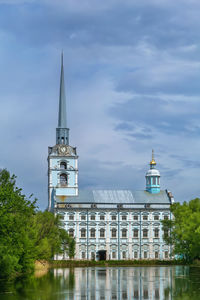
[1,0,200,209]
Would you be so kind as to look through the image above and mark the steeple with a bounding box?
[146,150,160,194]
[56,53,69,145]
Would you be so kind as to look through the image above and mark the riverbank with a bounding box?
[48,259,187,268]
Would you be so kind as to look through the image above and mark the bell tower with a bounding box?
[48,54,78,211]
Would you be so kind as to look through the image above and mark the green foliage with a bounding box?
[162,198,200,262]
[0,169,75,279]
[34,211,75,260]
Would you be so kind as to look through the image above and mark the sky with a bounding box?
[1,0,200,210]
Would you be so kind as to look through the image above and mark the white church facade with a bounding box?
[48,55,174,260]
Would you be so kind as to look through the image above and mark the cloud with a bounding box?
[1,0,200,209]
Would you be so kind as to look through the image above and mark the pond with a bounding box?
[0,266,200,299]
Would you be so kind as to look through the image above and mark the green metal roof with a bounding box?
[62,189,171,204]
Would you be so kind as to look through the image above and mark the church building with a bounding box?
[48,55,174,260]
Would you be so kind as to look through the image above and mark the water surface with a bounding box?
[1,266,200,299]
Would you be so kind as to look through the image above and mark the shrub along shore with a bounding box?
[44,259,188,269]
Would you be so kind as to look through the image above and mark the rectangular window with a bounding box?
[100,229,105,238]
[133,215,138,220]
[134,290,139,299]
[69,229,74,237]
[154,215,159,220]
[165,251,168,259]
[90,215,95,220]
[122,292,127,299]
[82,252,85,259]
[81,230,86,238]
[122,251,126,259]
[133,229,139,238]
[91,252,95,260]
[143,216,148,221]
[144,251,147,259]
[154,229,159,238]
[143,229,148,238]
[164,215,169,220]
[155,289,159,299]
[112,215,117,221]
[122,229,127,238]
[143,289,148,299]
[111,229,117,238]
[153,177,156,185]
[100,215,105,220]
[112,252,116,259]
[81,215,86,220]
[122,216,127,221]
[90,229,95,238]
[155,251,159,259]
[69,215,74,220]
[134,251,138,259]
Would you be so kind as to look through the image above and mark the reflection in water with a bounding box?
[0,266,200,299]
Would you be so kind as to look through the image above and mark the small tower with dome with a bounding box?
[146,150,160,194]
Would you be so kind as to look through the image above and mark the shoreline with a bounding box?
[46,259,188,268]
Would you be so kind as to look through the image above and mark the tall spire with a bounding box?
[56,53,69,145]
[58,52,67,128]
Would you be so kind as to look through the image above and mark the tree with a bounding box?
[0,169,76,279]
[162,198,200,262]
[0,169,37,278]
[33,211,75,260]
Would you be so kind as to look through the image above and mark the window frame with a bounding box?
[81,228,86,238]
[100,228,105,238]
[143,229,148,238]
[133,229,139,238]
[122,228,127,238]
[111,228,117,238]
[90,228,96,238]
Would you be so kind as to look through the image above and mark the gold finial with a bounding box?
[150,149,156,165]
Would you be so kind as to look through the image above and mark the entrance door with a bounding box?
[98,250,107,261]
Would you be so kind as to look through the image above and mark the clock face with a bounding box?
[58,145,71,155]
[61,147,66,153]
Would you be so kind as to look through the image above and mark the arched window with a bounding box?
[143,229,148,238]
[81,228,86,238]
[154,228,159,238]
[111,228,117,238]
[60,162,67,169]
[100,228,105,238]
[90,228,95,238]
[60,173,68,185]
[69,228,74,237]
[122,228,127,238]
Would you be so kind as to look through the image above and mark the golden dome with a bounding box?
[150,159,156,165]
